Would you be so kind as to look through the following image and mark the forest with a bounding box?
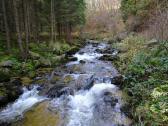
[0,0,168,126]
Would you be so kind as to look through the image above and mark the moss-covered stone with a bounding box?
[15,102,60,126]
[50,75,61,84]
[63,75,73,84]
[29,51,41,60]
[39,57,51,67]
[36,68,53,76]
[0,60,13,68]
[34,78,47,85]
[21,77,33,86]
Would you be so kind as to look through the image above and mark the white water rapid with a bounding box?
[0,86,46,122]
[50,83,129,126]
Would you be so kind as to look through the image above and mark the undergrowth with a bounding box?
[113,35,168,125]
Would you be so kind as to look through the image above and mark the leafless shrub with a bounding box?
[83,0,124,38]
[148,10,168,40]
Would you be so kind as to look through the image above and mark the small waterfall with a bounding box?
[0,86,46,122]
[0,41,132,126]
[50,83,130,126]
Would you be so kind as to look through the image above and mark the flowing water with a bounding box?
[0,42,132,126]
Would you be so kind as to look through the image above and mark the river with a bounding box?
[0,41,132,126]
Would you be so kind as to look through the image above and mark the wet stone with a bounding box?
[99,54,119,61]
[103,92,118,107]
[79,51,85,55]
[111,75,124,86]
[67,57,78,62]
[79,60,86,64]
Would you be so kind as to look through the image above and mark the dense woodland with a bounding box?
[0,0,168,126]
[0,0,85,58]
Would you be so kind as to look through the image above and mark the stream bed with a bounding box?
[0,41,132,126]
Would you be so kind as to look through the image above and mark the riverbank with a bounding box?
[110,34,168,125]
[0,39,83,107]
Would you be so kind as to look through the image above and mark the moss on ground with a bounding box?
[0,40,80,84]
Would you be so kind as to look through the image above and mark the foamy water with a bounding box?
[0,86,46,122]
[50,83,129,126]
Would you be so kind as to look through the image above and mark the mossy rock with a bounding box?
[36,68,53,76]
[50,75,61,84]
[39,57,51,67]
[29,51,41,60]
[51,55,64,65]
[0,60,13,68]
[21,102,60,126]
[34,78,47,85]
[0,70,11,82]
[21,77,33,86]
[63,75,73,84]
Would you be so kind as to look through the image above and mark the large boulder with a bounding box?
[46,85,67,98]
[0,60,13,68]
[0,78,23,107]
[75,75,94,90]
[57,87,74,97]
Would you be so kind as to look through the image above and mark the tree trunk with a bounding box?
[66,23,72,43]
[2,0,11,53]
[51,0,54,45]
[24,0,29,58]
[13,0,24,58]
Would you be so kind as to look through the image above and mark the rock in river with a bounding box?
[0,78,23,107]
[99,54,119,61]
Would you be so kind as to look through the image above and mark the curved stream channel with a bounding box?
[0,42,132,126]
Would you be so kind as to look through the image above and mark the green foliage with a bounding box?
[51,41,71,55]
[113,35,146,72]
[0,40,78,79]
[55,0,86,26]
[123,41,168,125]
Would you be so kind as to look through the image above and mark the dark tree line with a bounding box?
[0,0,85,58]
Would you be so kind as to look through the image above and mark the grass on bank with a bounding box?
[112,35,168,125]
